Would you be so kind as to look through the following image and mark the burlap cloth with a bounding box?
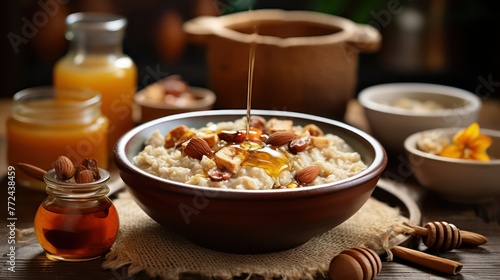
[102,191,409,279]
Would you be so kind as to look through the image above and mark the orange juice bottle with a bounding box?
[54,13,137,152]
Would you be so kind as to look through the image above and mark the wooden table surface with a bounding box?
[1,98,499,280]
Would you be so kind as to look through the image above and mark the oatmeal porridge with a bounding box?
[133,116,367,190]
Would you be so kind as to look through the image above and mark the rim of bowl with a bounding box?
[114,109,387,196]
[135,86,216,110]
[404,127,500,165]
[358,83,481,117]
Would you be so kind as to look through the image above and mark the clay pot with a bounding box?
[184,9,381,120]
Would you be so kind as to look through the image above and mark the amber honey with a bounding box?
[244,147,289,179]
[241,29,292,181]
[34,200,119,261]
[34,168,119,261]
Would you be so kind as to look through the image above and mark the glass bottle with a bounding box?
[34,168,119,261]
[6,87,109,191]
[54,12,137,152]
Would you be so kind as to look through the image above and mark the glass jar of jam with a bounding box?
[34,168,119,261]
[6,87,109,191]
[54,12,137,152]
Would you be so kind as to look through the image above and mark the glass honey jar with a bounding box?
[6,87,109,191]
[34,168,119,261]
[54,12,137,152]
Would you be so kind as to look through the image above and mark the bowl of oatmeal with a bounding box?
[404,127,500,203]
[114,109,386,253]
[358,83,481,153]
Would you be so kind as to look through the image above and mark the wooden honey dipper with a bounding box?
[329,245,463,279]
[329,247,382,280]
[403,221,488,251]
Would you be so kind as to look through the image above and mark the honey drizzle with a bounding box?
[245,26,257,142]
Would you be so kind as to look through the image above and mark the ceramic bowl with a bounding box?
[114,110,387,253]
[358,83,481,153]
[404,127,500,203]
[135,86,216,123]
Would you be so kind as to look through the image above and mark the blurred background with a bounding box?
[2,0,499,100]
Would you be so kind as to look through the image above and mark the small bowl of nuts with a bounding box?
[135,75,216,123]
[404,124,500,203]
[358,83,481,153]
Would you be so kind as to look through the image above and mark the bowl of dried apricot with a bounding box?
[404,123,500,203]
[114,109,387,253]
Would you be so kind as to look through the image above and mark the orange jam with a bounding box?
[6,87,108,190]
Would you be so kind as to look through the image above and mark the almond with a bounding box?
[55,156,74,180]
[74,164,88,177]
[75,169,95,183]
[295,165,320,184]
[184,137,213,160]
[266,131,296,146]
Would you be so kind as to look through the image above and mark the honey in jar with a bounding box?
[6,87,108,190]
[54,12,137,151]
[34,168,119,261]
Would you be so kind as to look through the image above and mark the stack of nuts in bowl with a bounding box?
[54,156,101,183]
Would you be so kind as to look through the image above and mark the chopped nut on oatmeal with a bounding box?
[265,118,293,134]
[214,146,249,174]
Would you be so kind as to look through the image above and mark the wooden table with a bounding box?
[1,98,499,279]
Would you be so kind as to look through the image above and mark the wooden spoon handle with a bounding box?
[391,245,462,275]
[17,163,47,182]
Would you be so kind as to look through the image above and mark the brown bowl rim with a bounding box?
[114,109,387,198]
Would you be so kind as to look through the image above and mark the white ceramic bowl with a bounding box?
[404,127,500,203]
[135,86,216,123]
[358,83,481,153]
